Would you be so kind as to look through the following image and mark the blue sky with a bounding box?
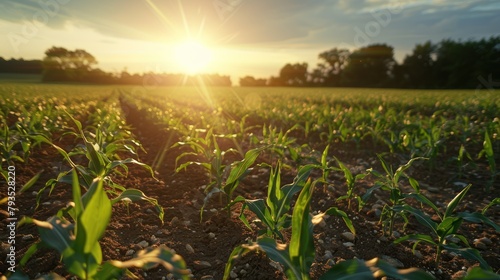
[1,0,499,81]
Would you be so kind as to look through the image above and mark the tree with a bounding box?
[399,41,436,88]
[279,62,308,86]
[342,44,395,87]
[42,47,97,82]
[239,76,267,87]
[315,48,350,86]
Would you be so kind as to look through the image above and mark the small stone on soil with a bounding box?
[452,270,467,280]
[473,240,487,250]
[229,271,238,279]
[208,232,215,239]
[137,240,149,248]
[22,234,35,241]
[125,249,135,256]
[186,244,195,254]
[341,232,355,242]
[381,255,404,268]
[342,242,354,247]
[193,260,212,269]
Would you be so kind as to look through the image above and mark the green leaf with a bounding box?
[463,267,500,280]
[30,216,74,254]
[457,212,500,232]
[73,178,111,277]
[444,184,471,219]
[394,234,436,246]
[374,259,435,280]
[289,179,315,279]
[482,198,500,215]
[394,205,438,233]
[320,259,373,280]
[259,238,303,280]
[437,217,462,237]
[18,170,42,194]
[107,246,189,280]
[111,189,164,223]
[443,244,491,270]
[314,207,355,236]
[224,147,264,199]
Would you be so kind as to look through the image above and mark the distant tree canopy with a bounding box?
[0,57,42,74]
[239,76,267,87]
[38,46,232,86]
[241,36,500,89]
[42,47,98,82]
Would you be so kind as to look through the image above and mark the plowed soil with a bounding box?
[1,102,499,280]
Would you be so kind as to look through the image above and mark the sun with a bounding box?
[172,40,213,75]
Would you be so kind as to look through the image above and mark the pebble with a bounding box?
[342,242,354,247]
[193,260,212,269]
[150,235,159,244]
[341,232,355,242]
[453,182,468,188]
[323,250,333,260]
[186,244,195,254]
[473,240,487,250]
[392,231,401,238]
[452,270,467,279]
[137,240,149,248]
[170,216,180,225]
[22,234,35,241]
[230,271,238,279]
[379,236,388,242]
[414,250,423,259]
[427,186,440,193]
[32,191,38,196]
[208,232,216,239]
[166,273,174,280]
[125,249,135,256]
[201,276,215,280]
[42,201,51,205]
[478,237,492,245]
[240,269,247,275]
[381,255,404,268]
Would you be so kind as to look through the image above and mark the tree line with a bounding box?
[1,47,232,86]
[241,36,500,89]
[0,57,42,74]
[2,36,499,88]
[40,47,232,86]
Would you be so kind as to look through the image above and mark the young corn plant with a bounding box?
[230,163,316,242]
[394,185,500,268]
[13,171,188,280]
[333,156,368,211]
[362,155,425,237]
[28,113,164,222]
[175,129,265,219]
[478,131,498,191]
[225,176,431,280]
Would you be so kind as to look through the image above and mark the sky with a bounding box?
[1,0,499,83]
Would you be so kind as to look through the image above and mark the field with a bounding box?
[0,82,499,280]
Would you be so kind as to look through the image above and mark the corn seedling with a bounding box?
[27,112,163,222]
[14,171,188,280]
[394,185,500,268]
[230,162,315,241]
[225,176,427,280]
[362,155,425,236]
[175,130,265,219]
[478,131,498,191]
[333,156,368,211]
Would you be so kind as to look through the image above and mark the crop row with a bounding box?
[1,86,499,279]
